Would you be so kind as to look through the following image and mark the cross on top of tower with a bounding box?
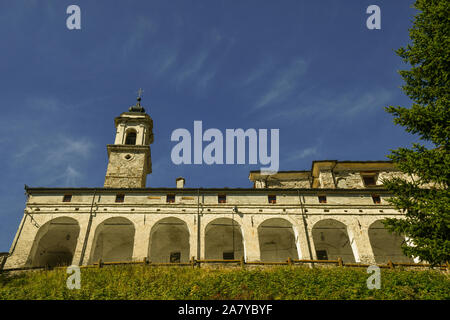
[129,88,146,113]
[137,88,144,100]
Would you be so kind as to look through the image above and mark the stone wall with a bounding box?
[4,188,413,269]
[0,253,9,271]
[104,145,150,188]
[266,179,311,188]
[250,162,410,190]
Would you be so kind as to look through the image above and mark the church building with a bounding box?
[3,96,414,269]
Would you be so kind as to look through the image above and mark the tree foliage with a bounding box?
[383,0,449,266]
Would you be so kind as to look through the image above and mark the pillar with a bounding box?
[347,223,376,264]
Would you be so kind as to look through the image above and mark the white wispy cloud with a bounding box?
[25,95,112,112]
[175,49,210,86]
[267,88,394,121]
[148,28,235,94]
[240,56,275,87]
[344,90,393,116]
[255,59,308,109]
[26,97,67,112]
[45,137,93,165]
[122,16,158,57]
[251,58,309,111]
[152,49,178,77]
[12,135,94,187]
[13,143,39,160]
[286,147,318,163]
[62,165,82,187]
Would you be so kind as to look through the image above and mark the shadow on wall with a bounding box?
[205,218,244,260]
[368,220,413,264]
[258,218,299,262]
[89,217,135,264]
[149,217,190,263]
[312,219,356,263]
[26,217,80,268]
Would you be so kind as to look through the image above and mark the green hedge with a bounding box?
[1,266,448,300]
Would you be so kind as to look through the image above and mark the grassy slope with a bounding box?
[0,265,449,300]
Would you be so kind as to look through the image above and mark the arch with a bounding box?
[148,217,190,263]
[312,219,355,263]
[89,217,135,263]
[368,220,413,263]
[205,218,244,260]
[125,130,137,145]
[28,217,80,267]
[258,218,299,262]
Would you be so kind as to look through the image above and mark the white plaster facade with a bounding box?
[3,99,414,269]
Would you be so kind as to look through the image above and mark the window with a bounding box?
[268,195,276,204]
[218,194,227,204]
[372,194,381,204]
[115,194,125,203]
[62,194,72,203]
[318,195,327,204]
[166,194,175,203]
[170,252,181,263]
[223,251,234,260]
[362,176,376,186]
[316,250,328,261]
[125,131,137,145]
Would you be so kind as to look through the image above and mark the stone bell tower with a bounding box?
[104,92,154,188]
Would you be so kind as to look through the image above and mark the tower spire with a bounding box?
[129,88,146,113]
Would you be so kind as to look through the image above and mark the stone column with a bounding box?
[137,125,144,145]
[294,217,314,260]
[306,225,318,260]
[189,215,199,260]
[242,223,260,262]
[114,123,125,144]
[347,222,376,264]
[132,221,151,262]
[72,216,91,266]
[199,214,206,260]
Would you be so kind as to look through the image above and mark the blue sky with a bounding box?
[0,0,419,251]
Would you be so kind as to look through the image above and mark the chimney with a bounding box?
[176,177,185,189]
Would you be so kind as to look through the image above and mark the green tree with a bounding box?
[383,0,449,266]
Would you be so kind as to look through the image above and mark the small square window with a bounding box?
[316,250,328,260]
[223,251,234,260]
[63,195,72,202]
[318,195,327,204]
[363,176,376,186]
[372,195,381,204]
[115,194,125,203]
[268,195,276,204]
[170,252,181,263]
[218,194,227,204]
[166,194,175,203]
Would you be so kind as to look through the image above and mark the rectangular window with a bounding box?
[62,194,72,202]
[372,194,381,204]
[316,250,328,261]
[115,194,125,203]
[218,194,227,204]
[170,252,181,263]
[318,195,327,204]
[223,251,234,260]
[268,195,276,204]
[166,194,175,203]
[363,176,377,186]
